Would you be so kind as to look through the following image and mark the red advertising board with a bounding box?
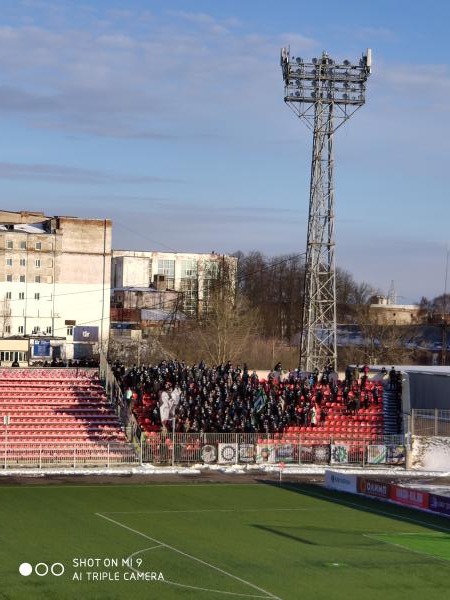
[358,477,390,499]
[390,485,429,509]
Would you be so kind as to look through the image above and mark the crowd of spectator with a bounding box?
[112,360,383,435]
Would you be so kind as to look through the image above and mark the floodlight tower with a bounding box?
[281,47,371,373]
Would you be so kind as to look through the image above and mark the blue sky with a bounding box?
[1,0,450,303]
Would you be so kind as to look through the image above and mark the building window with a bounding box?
[35,259,41,268]
[157,259,175,288]
[35,275,41,283]
[18,325,24,334]
[35,242,42,250]
[34,293,40,300]
[4,325,10,334]
[20,241,26,250]
[67,326,73,336]
[0,350,27,361]
[19,275,25,283]
[6,275,12,282]
[19,292,25,300]
[181,259,198,278]
[20,258,26,267]
[46,326,52,334]
[6,240,13,249]
[5,291,11,299]
[6,258,12,266]
[32,326,40,334]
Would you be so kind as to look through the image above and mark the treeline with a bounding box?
[235,251,374,341]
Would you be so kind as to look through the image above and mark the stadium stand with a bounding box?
[115,361,384,444]
[0,368,135,465]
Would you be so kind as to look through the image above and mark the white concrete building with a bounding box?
[0,211,111,363]
[112,250,237,317]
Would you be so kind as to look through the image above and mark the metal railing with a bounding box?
[1,442,139,469]
[410,409,450,437]
[0,433,406,469]
[140,432,406,467]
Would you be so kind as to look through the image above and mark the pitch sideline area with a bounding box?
[1,480,450,600]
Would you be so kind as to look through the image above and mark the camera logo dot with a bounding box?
[19,562,65,577]
[19,563,32,577]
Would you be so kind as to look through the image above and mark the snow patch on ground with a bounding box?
[1,464,449,478]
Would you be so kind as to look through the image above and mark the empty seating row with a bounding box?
[0,368,130,452]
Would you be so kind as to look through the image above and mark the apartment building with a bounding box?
[0,211,111,363]
[111,250,237,318]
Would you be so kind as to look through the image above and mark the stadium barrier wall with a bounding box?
[326,470,450,518]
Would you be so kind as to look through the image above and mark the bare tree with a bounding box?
[194,295,260,365]
[356,304,417,364]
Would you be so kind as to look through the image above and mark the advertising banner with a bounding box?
[312,444,331,464]
[255,444,276,464]
[73,326,99,342]
[390,485,429,509]
[201,444,217,464]
[325,470,357,493]
[366,445,387,464]
[274,444,296,464]
[239,444,255,463]
[428,493,450,517]
[218,443,238,464]
[386,445,406,465]
[32,340,51,357]
[330,444,349,464]
[358,477,391,499]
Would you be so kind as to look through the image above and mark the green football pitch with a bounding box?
[0,479,449,600]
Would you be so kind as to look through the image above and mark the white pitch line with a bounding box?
[1,482,264,490]
[162,579,273,598]
[364,533,450,564]
[106,507,315,515]
[124,546,270,599]
[96,512,283,600]
[127,544,164,557]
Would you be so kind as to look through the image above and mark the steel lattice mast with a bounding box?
[281,48,371,373]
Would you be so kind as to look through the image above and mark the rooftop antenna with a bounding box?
[387,280,396,305]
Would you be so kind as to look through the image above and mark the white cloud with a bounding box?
[0,162,183,184]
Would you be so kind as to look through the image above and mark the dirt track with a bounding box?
[1,470,450,487]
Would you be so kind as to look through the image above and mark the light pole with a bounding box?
[281,47,371,372]
[442,246,449,365]
[3,415,10,469]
